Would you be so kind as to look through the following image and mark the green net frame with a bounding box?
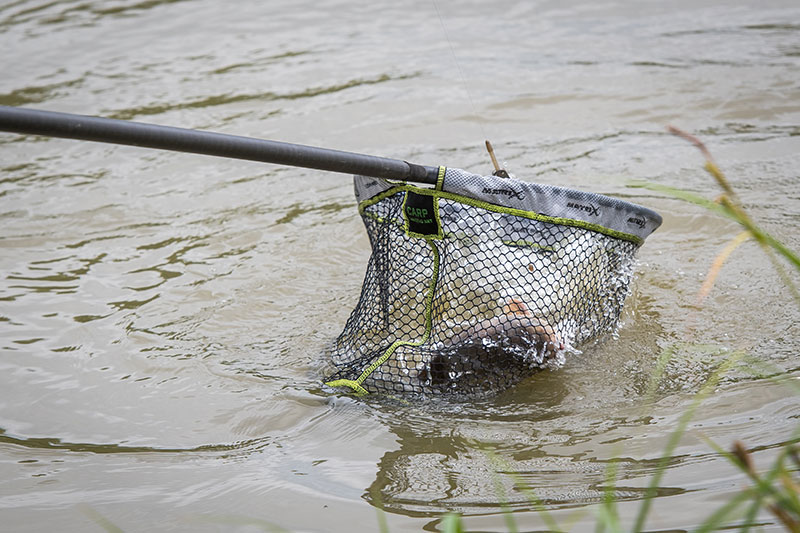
[325,167,661,397]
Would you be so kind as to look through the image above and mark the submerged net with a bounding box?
[325,167,661,397]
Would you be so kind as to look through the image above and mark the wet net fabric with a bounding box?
[325,168,661,397]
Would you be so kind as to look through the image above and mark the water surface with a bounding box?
[1,0,799,531]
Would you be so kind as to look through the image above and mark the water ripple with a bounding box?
[107,73,415,120]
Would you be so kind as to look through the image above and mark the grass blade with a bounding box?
[441,512,464,533]
[632,350,745,531]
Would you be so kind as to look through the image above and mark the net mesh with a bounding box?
[325,168,660,397]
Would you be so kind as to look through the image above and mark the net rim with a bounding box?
[354,167,663,245]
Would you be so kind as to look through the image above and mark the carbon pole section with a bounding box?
[0,106,440,184]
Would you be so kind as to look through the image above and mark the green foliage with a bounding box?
[441,513,465,533]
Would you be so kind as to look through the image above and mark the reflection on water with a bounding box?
[359,294,668,516]
[1,0,800,531]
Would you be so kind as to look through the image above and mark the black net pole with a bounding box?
[0,106,440,184]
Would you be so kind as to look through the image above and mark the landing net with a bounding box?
[325,167,661,397]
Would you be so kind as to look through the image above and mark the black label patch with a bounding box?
[403,191,441,238]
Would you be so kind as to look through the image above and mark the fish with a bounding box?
[447,297,564,358]
[412,297,566,394]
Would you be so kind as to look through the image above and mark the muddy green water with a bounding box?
[2,1,800,531]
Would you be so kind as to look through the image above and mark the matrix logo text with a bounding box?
[567,201,600,216]
[483,187,524,200]
[627,216,646,228]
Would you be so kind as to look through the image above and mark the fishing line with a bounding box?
[430,0,490,148]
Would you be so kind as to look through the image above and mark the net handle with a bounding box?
[0,106,440,184]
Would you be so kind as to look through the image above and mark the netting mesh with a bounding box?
[325,168,660,397]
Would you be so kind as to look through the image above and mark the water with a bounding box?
[1,0,799,530]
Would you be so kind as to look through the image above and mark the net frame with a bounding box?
[325,167,662,397]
